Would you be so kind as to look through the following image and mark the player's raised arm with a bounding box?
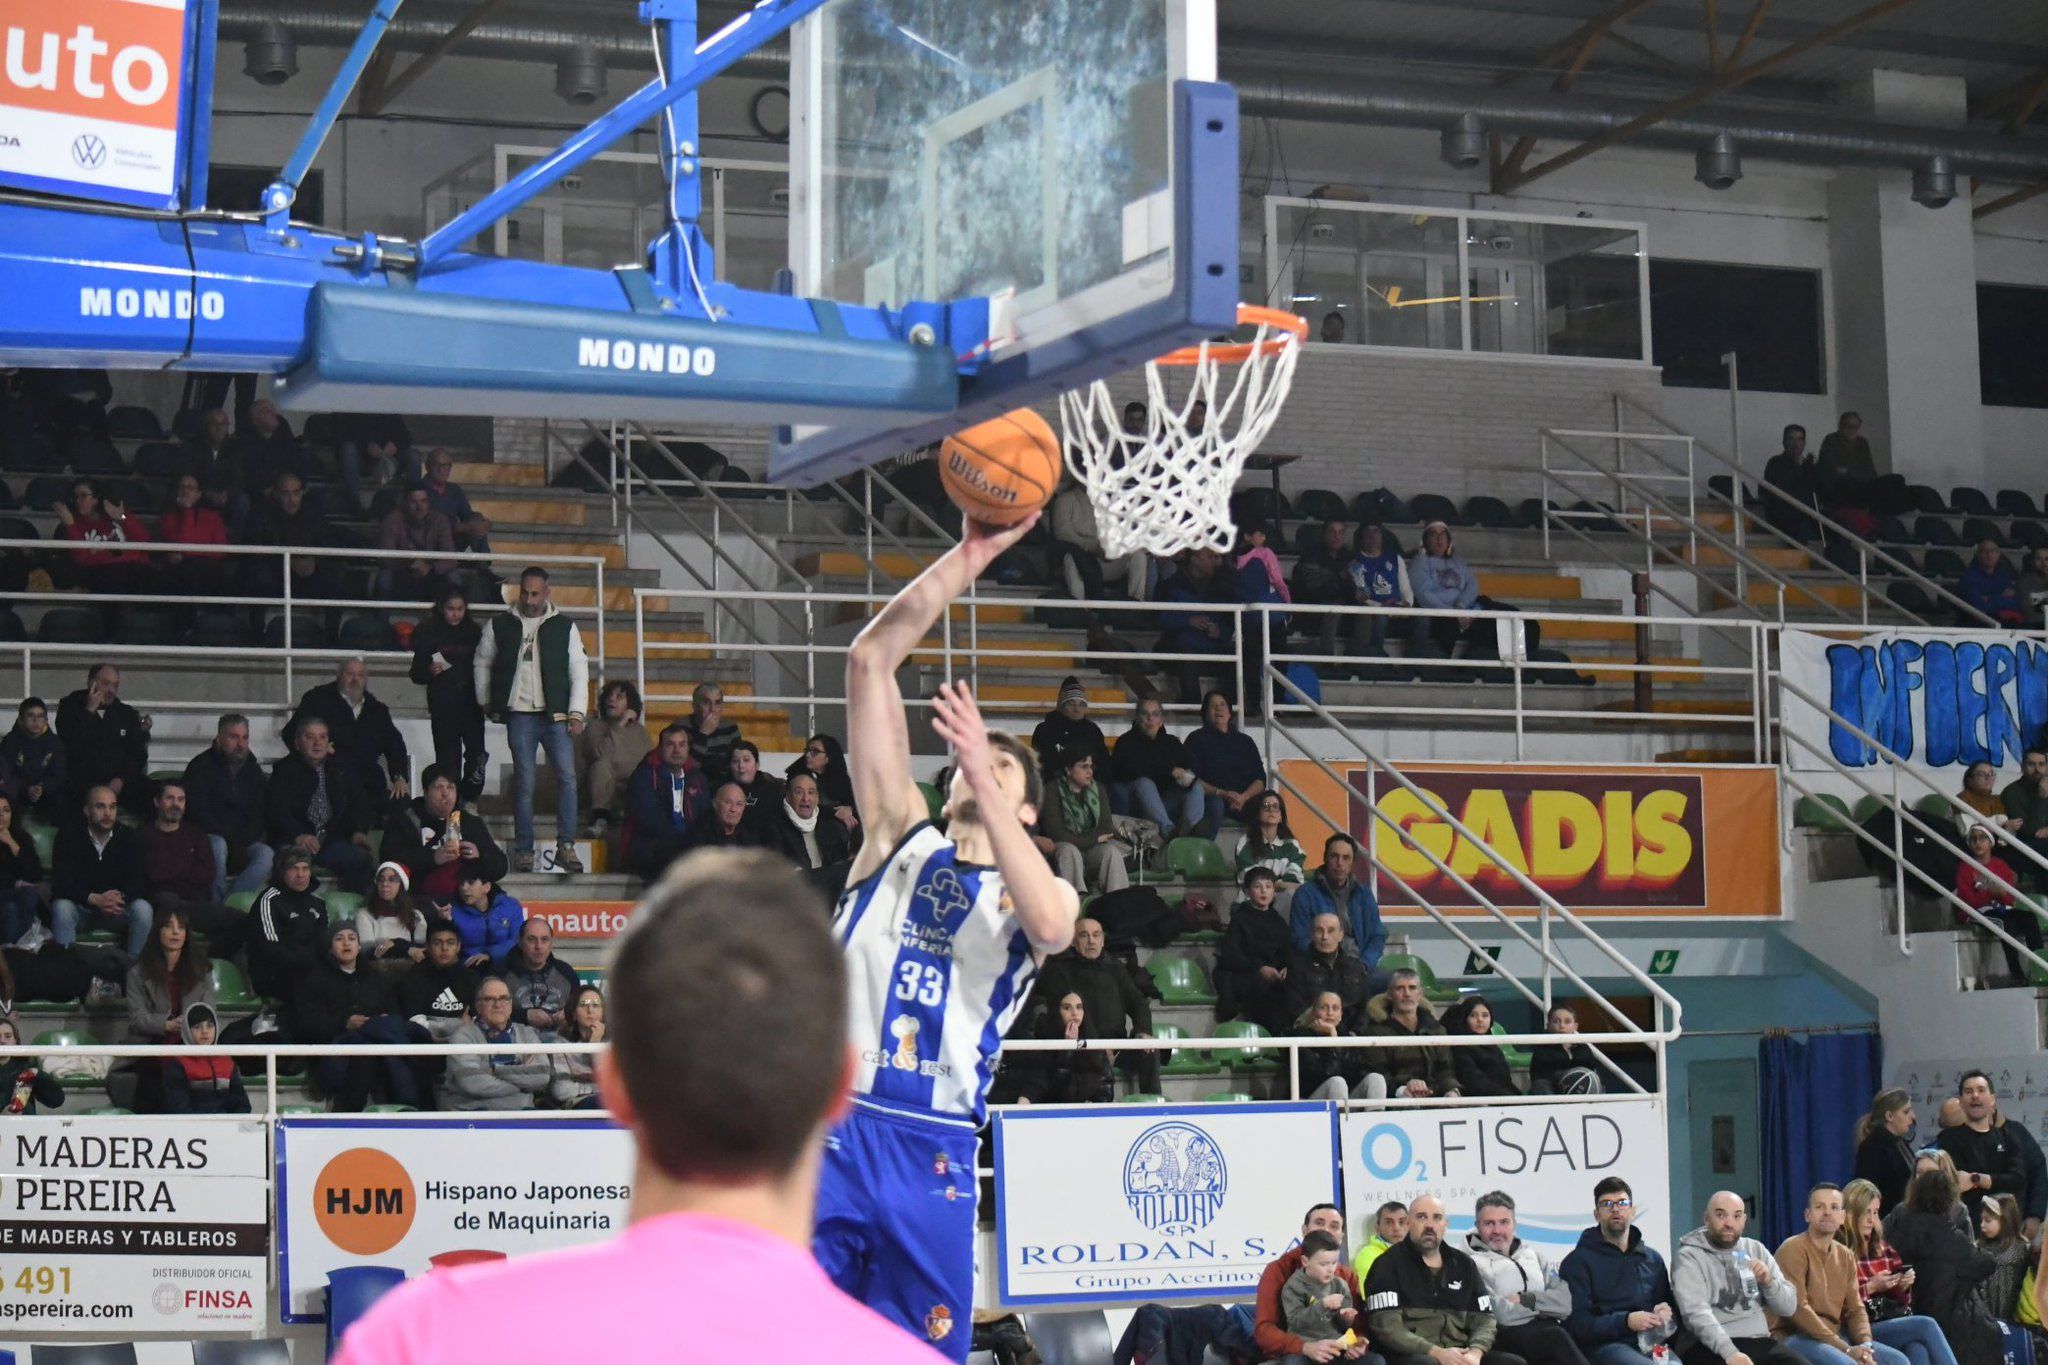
[929,679,1079,956]
[844,516,1042,870]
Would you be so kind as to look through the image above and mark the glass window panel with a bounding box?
[1467,218,1642,360]
[1650,260,1823,393]
[1271,204,1461,350]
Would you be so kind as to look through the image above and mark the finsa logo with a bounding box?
[71,134,106,169]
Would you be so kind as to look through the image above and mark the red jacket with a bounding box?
[158,505,228,559]
[1955,853,2018,924]
[59,513,150,567]
[1256,1247,1364,1358]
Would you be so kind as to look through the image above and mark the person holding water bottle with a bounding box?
[1673,1192,1804,1365]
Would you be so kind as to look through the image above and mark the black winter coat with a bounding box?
[181,745,268,849]
[1887,1206,2003,1365]
[1442,999,1521,1097]
[284,683,408,808]
[246,883,327,1002]
[1282,948,1370,1032]
[265,754,360,846]
[54,690,147,800]
[292,958,396,1043]
[409,614,483,716]
[1215,900,1292,1029]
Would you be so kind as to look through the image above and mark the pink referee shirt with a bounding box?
[333,1211,944,1364]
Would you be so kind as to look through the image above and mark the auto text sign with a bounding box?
[993,1102,1340,1306]
[275,1117,635,1321]
[1341,1098,1671,1260]
[0,1117,267,1332]
[0,0,195,207]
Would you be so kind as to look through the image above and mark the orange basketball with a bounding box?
[939,408,1062,526]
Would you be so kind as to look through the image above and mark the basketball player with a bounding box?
[333,851,937,1363]
[814,513,1081,1358]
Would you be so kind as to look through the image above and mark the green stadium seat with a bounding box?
[1491,1020,1532,1069]
[148,768,183,784]
[365,1103,419,1113]
[1793,795,1852,831]
[1166,838,1232,881]
[25,824,54,869]
[225,890,258,913]
[1911,793,1954,820]
[212,960,258,1010]
[1850,794,1887,824]
[322,891,365,925]
[1203,1091,1256,1103]
[78,1107,134,1116]
[282,1105,327,1115]
[1116,1092,1169,1103]
[33,1031,98,1090]
[1150,1022,1211,1075]
[918,781,944,822]
[1148,957,1217,1006]
[1378,952,1461,1005]
[1212,1020,1279,1070]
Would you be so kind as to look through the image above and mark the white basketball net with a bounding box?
[1058,312,1303,560]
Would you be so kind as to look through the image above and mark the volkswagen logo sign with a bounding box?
[1122,1121,1227,1235]
[72,135,107,170]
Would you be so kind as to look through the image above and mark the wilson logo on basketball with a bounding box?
[944,449,1019,504]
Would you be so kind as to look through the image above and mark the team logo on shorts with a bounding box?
[933,1153,949,1175]
[925,1305,954,1341]
[1122,1121,1228,1236]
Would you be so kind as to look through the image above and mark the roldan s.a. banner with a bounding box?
[993,1103,1340,1305]
[0,1118,268,1332]
[1277,761,1780,918]
[1341,1098,1672,1259]
[0,0,198,207]
[1782,627,2048,771]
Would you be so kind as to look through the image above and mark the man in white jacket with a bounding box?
[1467,1192,1592,1365]
[1671,1192,1803,1365]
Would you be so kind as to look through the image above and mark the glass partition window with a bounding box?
[1266,199,1648,363]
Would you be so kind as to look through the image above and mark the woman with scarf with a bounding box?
[769,770,852,889]
[1034,747,1129,895]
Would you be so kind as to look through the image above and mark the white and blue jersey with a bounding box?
[832,821,1041,1123]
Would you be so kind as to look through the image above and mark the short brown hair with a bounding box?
[607,850,845,1180]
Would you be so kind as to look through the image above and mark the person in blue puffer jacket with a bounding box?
[448,873,523,969]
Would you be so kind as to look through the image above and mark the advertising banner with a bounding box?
[1277,761,1780,918]
[992,1102,1339,1306]
[0,0,198,208]
[1782,628,2048,771]
[276,1118,634,1321]
[536,900,634,940]
[0,1117,267,1332]
[1340,1098,1671,1257]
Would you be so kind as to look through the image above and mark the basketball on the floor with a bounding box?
[939,408,1062,526]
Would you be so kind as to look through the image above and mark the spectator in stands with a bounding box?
[1363,968,1456,1100]
[1886,1168,2003,1365]
[1356,1203,1410,1285]
[1217,866,1294,1035]
[475,566,589,874]
[2000,752,2048,871]
[410,588,487,804]
[1893,1152,1972,1242]
[228,399,298,492]
[991,990,1116,1106]
[53,478,149,595]
[2018,549,2048,629]
[1186,690,1266,837]
[1290,835,1387,969]
[182,713,270,900]
[1763,426,1821,544]
[550,983,607,1109]
[1939,1072,2031,1220]
[726,741,783,834]
[623,722,709,880]
[1293,520,1357,662]
[421,447,494,562]
[1531,1005,1606,1096]
[1974,1196,2027,1321]
[1031,678,1110,781]
[1672,1190,1802,1365]
[398,920,480,1042]
[1287,912,1372,1037]
[266,717,372,892]
[1049,473,1149,604]
[1347,522,1414,659]
[1442,997,1520,1097]
[439,975,550,1111]
[684,783,760,853]
[159,1003,248,1114]
[177,408,248,528]
[1561,1176,1677,1365]
[1234,518,1293,655]
[358,862,430,965]
[1955,766,2017,835]
[139,780,241,954]
[1257,1203,1361,1364]
[1033,916,1157,1095]
[451,872,522,970]
[2,698,63,821]
[1855,1089,1922,1214]
[295,924,425,1110]
[382,765,505,911]
[0,1016,62,1116]
[500,916,579,1036]
[1363,1194,1511,1365]
[1239,792,1307,890]
[1283,1229,1362,1353]
[684,682,742,784]
[785,734,859,834]
[123,907,211,1048]
[286,657,412,824]
[1156,547,1239,705]
[244,472,343,605]
[0,795,44,944]
[376,483,456,603]
[157,473,229,598]
[1467,1191,1585,1365]
[1107,696,1204,840]
[1036,748,1129,895]
[1815,413,1877,518]
[1411,521,1543,662]
[1959,543,2025,627]
[1952,826,2040,981]
[56,663,149,815]
[1296,987,1375,1102]
[1840,1180,1952,1365]
[50,784,152,956]
[767,772,852,886]
[1772,1182,1904,1365]
[579,680,651,838]
[333,413,413,516]
[245,846,325,1007]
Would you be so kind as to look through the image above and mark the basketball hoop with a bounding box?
[1059,304,1307,560]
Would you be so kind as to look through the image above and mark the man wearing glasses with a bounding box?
[1560,1178,1679,1365]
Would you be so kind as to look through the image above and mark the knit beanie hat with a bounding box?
[1058,677,1087,707]
[277,846,313,874]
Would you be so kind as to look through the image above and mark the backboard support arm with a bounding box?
[263,0,408,230]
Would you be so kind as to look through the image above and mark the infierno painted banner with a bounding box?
[1278,761,1781,918]
[1782,628,2048,771]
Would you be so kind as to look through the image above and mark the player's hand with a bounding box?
[931,680,994,782]
[958,513,1040,576]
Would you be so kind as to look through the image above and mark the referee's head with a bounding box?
[601,849,851,1185]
